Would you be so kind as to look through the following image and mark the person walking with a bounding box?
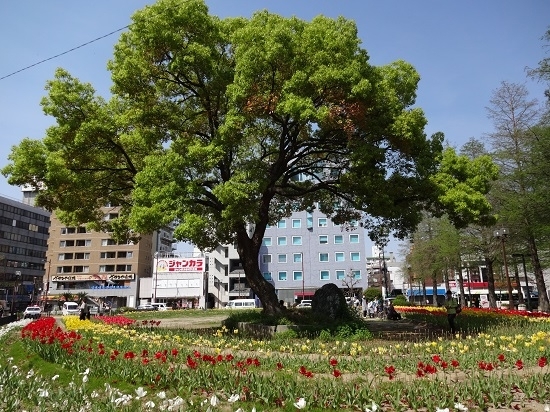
[79,300,87,321]
[444,290,459,335]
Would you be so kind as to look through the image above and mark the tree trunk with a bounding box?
[485,257,498,309]
[235,226,285,316]
[513,261,524,305]
[528,236,549,312]
[432,273,438,307]
[457,266,467,307]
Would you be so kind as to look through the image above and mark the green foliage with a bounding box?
[392,295,408,306]
[1,0,499,314]
[271,329,298,341]
[363,287,382,301]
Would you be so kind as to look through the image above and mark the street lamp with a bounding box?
[42,259,51,308]
[494,228,514,309]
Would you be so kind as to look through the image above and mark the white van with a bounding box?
[151,303,169,311]
[62,302,80,316]
[225,299,257,309]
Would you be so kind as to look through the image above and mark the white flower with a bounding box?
[145,400,155,409]
[26,370,35,378]
[294,397,307,409]
[210,395,219,406]
[228,394,240,403]
[82,374,88,383]
[235,409,244,412]
[454,402,468,411]
[157,391,166,399]
[252,408,256,412]
[135,387,147,399]
[91,391,99,398]
[544,405,550,412]
[80,368,90,375]
[436,408,449,412]
[365,401,378,412]
[38,388,49,398]
[52,375,59,381]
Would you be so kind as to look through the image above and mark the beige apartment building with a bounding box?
[45,207,175,309]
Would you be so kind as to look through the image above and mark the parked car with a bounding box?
[62,302,80,316]
[151,303,169,311]
[225,299,257,309]
[137,304,157,311]
[23,306,42,319]
[296,299,312,308]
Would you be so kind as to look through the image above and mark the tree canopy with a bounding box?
[2,0,496,314]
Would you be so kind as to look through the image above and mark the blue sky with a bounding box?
[1,1,548,255]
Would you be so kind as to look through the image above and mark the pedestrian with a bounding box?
[444,290,459,335]
[361,298,368,318]
[79,300,86,321]
[386,301,402,320]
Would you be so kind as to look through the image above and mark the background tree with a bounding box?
[2,0,496,315]
[484,81,549,312]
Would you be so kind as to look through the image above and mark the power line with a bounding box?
[0,26,129,81]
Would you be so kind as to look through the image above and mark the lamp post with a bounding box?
[494,228,514,309]
[42,259,51,308]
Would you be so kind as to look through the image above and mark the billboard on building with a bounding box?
[155,257,205,273]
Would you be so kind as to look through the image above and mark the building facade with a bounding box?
[208,210,367,308]
[0,195,51,312]
[45,206,176,309]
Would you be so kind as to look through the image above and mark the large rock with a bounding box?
[312,283,348,319]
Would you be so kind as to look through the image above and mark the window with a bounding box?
[319,235,328,244]
[74,253,90,260]
[57,254,65,261]
[306,212,313,228]
[116,264,132,272]
[277,237,287,246]
[319,253,329,262]
[262,237,272,246]
[350,252,360,261]
[262,254,272,264]
[277,254,287,263]
[99,265,115,272]
[278,271,287,281]
[334,235,343,244]
[73,266,89,273]
[318,218,328,227]
[349,234,359,243]
[292,236,302,245]
[75,239,91,247]
[320,270,330,280]
[59,240,75,247]
[101,239,117,246]
[293,271,303,281]
[293,253,302,263]
[292,219,301,228]
[277,220,287,229]
[263,272,272,281]
[335,252,345,262]
[336,270,345,280]
[118,251,133,258]
[349,219,359,227]
[100,252,116,259]
[352,270,361,279]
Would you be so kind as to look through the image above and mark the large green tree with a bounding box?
[2,0,495,315]
[484,81,549,312]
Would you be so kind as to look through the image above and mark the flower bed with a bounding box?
[0,310,549,411]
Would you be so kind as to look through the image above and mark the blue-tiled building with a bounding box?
[259,209,366,305]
